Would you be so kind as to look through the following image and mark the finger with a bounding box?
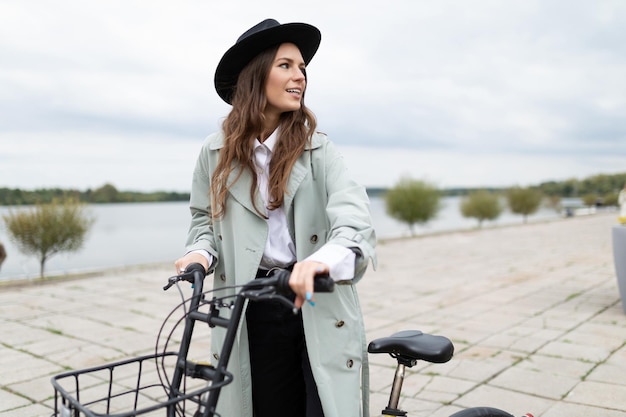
[315,264,329,276]
[304,274,315,306]
[294,295,305,309]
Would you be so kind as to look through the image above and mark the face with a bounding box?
[264,43,306,119]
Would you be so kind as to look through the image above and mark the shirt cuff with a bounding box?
[305,244,356,281]
[188,249,213,267]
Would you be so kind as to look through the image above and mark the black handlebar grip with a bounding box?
[274,270,335,294]
[185,262,207,276]
[312,274,335,293]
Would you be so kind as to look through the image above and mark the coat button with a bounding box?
[335,320,345,328]
[220,274,226,282]
[346,359,354,368]
[310,234,318,243]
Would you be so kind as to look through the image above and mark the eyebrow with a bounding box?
[275,56,306,66]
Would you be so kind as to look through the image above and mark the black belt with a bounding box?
[255,263,295,278]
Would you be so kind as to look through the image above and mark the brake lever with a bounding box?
[246,287,299,315]
[163,272,189,291]
[163,275,181,291]
[264,293,299,315]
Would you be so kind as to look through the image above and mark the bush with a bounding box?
[460,190,502,228]
[2,198,94,278]
[604,193,618,207]
[385,178,441,236]
[506,187,543,223]
[581,193,599,207]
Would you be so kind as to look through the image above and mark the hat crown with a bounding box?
[237,19,280,43]
[215,19,321,104]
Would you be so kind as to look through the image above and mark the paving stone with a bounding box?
[541,402,626,417]
[0,388,31,411]
[490,366,580,399]
[440,356,514,383]
[0,349,63,385]
[537,339,613,363]
[453,384,555,416]
[566,380,626,410]
[587,348,626,385]
[516,354,593,379]
[0,403,51,417]
[10,373,58,403]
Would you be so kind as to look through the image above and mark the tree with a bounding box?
[506,187,543,223]
[91,183,120,203]
[385,178,441,236]
[2,198,94,279]
[581,193,599,207]
[604,192,618,207]
[460,190,502,228]
[0,242,6,271]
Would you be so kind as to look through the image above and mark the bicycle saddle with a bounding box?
[368,330,454,366]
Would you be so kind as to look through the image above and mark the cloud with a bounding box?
[1,0,625,190]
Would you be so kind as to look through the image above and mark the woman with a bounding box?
[175,19,377,417]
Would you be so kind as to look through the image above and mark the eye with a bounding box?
[279,63,289,69]
[300,67,307,78]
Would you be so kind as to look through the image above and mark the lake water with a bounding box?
[0,196,566,280]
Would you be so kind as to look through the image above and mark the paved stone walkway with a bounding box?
[1,212,625,416]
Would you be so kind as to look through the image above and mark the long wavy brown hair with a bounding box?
[210,44,317,218]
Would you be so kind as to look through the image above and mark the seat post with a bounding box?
[382,363,407,416]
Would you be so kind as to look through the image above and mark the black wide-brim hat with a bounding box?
[214,19,321,104]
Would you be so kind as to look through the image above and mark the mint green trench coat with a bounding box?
[185,130,377,417]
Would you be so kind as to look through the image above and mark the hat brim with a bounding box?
[214,22,321,104]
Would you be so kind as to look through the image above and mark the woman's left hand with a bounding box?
[289,260,330,309]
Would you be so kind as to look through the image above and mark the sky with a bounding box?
[1,0,625,192]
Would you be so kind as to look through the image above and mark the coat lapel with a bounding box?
[227,166,266,219]
[284,134,323,219]
[209,136,266,218]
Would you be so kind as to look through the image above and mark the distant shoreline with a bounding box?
[0,261,174,290]
[3,211,619,288]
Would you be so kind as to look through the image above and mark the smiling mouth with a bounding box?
[286,89,301,95]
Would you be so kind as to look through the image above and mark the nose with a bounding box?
[292,67,306,82]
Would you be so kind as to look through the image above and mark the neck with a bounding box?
[261,115,280,142]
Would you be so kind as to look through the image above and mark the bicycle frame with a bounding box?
[169,267,247,417]
[167,265,323,417]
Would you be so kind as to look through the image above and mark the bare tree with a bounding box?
[3,198,94,279]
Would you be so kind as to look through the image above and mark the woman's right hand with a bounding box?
[174,252,210,275]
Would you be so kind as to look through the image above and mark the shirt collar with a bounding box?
[255,128,279,152]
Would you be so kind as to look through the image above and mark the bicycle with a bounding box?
[51,264,532,417]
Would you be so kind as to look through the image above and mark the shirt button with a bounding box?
[346,359,354,368]
[213,353,220,360]
[220,274,226,282]
[218,234,223,241]
[335,320,345,328]
[310,235,318,243]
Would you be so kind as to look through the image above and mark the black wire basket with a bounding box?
[51,352,216,417]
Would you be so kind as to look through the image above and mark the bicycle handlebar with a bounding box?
[245,269,335,296]
[163,262,207,290]
[163,263,335,300]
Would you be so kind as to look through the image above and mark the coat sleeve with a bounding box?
[321,138,377,282]
[184,136,220,271]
